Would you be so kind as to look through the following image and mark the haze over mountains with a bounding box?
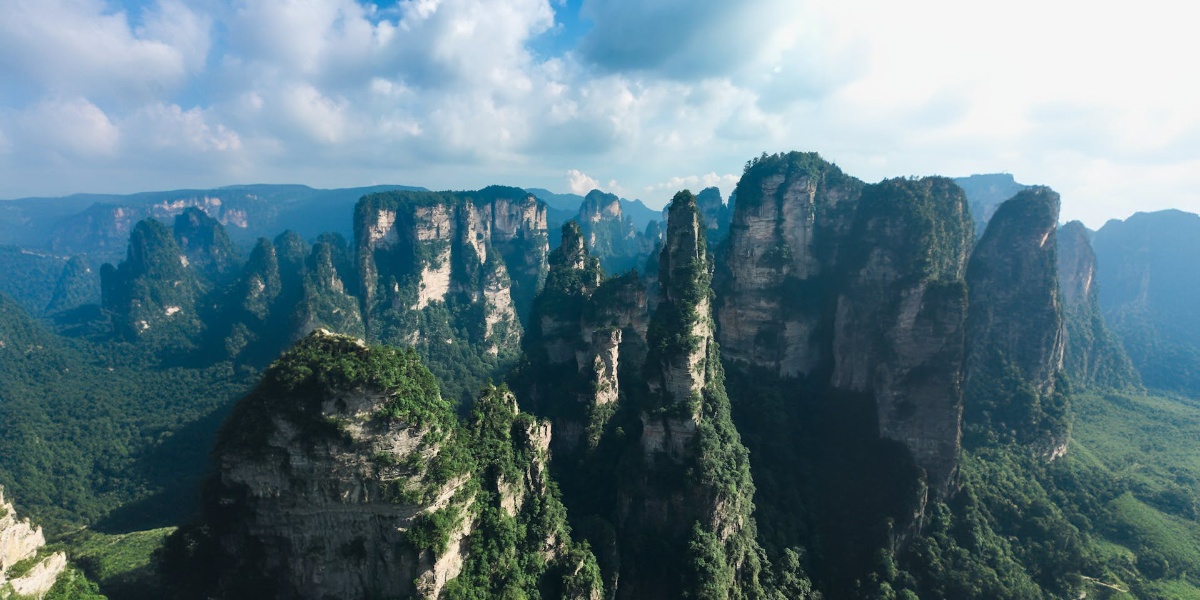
[3,151,1200,599]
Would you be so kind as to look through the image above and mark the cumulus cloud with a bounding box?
[2,0,1199,226]
[566,169,602,195]
[0,0,211,106]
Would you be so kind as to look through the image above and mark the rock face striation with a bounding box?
[963,187,1069,454]
[716,153,973,497]
[1056,221,1141,391]
[577,190,658,275]
[0,486,67,599]
[163,330,600,600]
[831,177,974,495]
[716,152,864,378]
[355,187,547,355]
[617,190,766,599]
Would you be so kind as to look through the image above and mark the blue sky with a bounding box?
[1,0,1198,227]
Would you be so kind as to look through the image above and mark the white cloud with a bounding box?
[14,97,120,159]
[566,169,602,195]
[0,0,211,106]
[1,0,1200,227]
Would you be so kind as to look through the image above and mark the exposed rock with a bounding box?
[577,189,658,275]
[168,331,474,600]
[617,189,766,599]
[831,177,974,496]
[716,152,864,376]
[0,486,67,599]
[954,173,1029,236]
[355,187,545,352]
[964,187,1070,452]
[173,207,238,281]
[1057,221,1142,391]
[100,218,202,341]
[966,187,1065,395]
[695,186,732,246]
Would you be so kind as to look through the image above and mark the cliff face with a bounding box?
[164,331,600,600]
[182,331,473,600]
[522,221,647,453]
[1057,221,1141,391]
[953,173,1028,236]
[964,187,1069,453]
[355,187,546,355]
[831,177,973,495]
[577,190,657,275]
[618,190,766,599]
[174,207,238,281]
[695,186,732,246]
[1093,209,1200,395]
[100,218,202,341]
[0,486,67,599]
[716,152,864,377]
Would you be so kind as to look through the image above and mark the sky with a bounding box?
[1,0,1198,228]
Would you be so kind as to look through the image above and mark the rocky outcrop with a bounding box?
[1057,221,1141,391]
[954,173,1029,236]
[964,187,1069,453]
[965,187,1065,395]
[695,186,732,245]
[355,187,546,352]
[168,331,476,600]
[522,222,647,452]
[831,177,973,495]
[618,190,766,599]
[716,152,864,377]
[100,218,202,341]
[164,331,601,600]
[173,207,238,281]
[0,486,67,599]
[578,190,658,275]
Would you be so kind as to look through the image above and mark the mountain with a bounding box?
[1,184,429,262]
[517,195,778,598]
[953,173,1028,236]
[9,149,1200,600]
[1057,221,1142,391]
[1093,209,1200,395]
[963,186,1069,454]
[161,330,600,600]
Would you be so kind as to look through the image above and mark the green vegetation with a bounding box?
[58,528,173,599]
[0,293,255,532]
[443,384,602,599]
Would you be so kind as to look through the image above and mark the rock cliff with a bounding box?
[1093,209,1200,395]
[617,190,767,599]
[964,187,1069,453]
[163,330,600,600]
[831,177,973,495]
[1057,221,1141,391]
[173,207,238,282]
[0,486,67,599]
[578,190,657,275]
[716,152,864,377]
[355,187,546,355]
[100,218,202,342]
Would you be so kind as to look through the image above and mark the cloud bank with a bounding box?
[1,0,1198,226]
